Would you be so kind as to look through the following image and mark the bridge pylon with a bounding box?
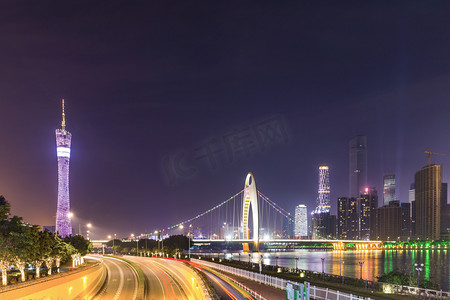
[242,172,259,252]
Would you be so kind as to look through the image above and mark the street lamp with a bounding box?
[188,224,192,260]
[131,234,139,256]
[415,263,424,287]
[86,223,92,240]
[321,258,325,280]
[340,260,345,284]
[295,257,299,271]
[358,261,364,280]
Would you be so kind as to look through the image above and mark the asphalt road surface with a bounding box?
[126,256,206,300]
[201,267,251,300]
[92,256,139,300]
[88,255,250,300]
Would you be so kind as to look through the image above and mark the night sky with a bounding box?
[0,2,449,239]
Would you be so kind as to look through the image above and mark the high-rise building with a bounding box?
[440,183,450,238]
[415,164,442,240]
[401,202,411,237]
[383,173,396,206]
[316,166,330,212]
[282,213,294,238]
[312,166,335,239]
[349,135,367,199]
[360,187,378,240]
[337,197,358,240]
[55,99,72,237]
[409,183,416,236]
[311,211,335,239]
[294,205,308,238]
[372,201,402,241]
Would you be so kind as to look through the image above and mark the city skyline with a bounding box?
[0,2,449,238]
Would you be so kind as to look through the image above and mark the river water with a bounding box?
[201,250,450,291]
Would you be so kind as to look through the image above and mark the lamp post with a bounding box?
[276,256,279,267]
[113,234,117,255]
[358,261,364,280]
[340,260,344,284]
[189,224,192,260]
[321,258,325,280]
[87,223,92,240]
[131,234,138,256]
[295,257,299,271]
[415,263,424,287]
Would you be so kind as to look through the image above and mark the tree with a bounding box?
[63,235,92,256]
[0,196,12,285]
[29,228,52,278]
[0,196,10,222]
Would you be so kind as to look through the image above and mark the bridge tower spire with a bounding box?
[242,172,259,251]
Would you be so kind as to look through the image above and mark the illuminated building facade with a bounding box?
[337,197,358,240]
[359,187,378,240]
[315,166,330,213]
[415,164,441,240]
[55,99,72,237]
[312,166,335,239]
[383,173,396,206]
[294,204,307,237]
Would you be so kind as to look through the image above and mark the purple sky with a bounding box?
[0,1,449,238]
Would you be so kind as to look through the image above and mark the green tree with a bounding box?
[0,196,10,222]
[29,228,53,278]
[63,235,92,256]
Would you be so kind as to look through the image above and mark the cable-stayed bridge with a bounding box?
[162,172,381,251]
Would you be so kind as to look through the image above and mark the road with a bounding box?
[201,267,253,300]
[91,256,139,300]
[126,256,206,300]
[88,255,251,300]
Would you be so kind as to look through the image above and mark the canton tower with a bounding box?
[55,99,72,237]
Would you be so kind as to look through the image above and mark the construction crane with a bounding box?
[424,151,446,166]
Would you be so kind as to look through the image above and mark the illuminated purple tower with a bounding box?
[55,99,72,237]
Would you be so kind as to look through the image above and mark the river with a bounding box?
[199,249,450,291]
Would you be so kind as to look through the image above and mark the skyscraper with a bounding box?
[360,187,378,240]
[313,166,330,213]
[312,166,334,239]
[337,197,358,240]
[409,183,416,236]
[415,164,442,240]
[294,204,307,237]
[372,201,402,241]
[55,99,72,237]
[349,135,367,198]
[383,173,396,206]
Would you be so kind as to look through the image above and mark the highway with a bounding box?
[126,256,206,300]
[92,256,139,300]
[201,267,252,300]
[88,255,251,300]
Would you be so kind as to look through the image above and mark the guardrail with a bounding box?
[207,267,268,300]
[191,258,369,300]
